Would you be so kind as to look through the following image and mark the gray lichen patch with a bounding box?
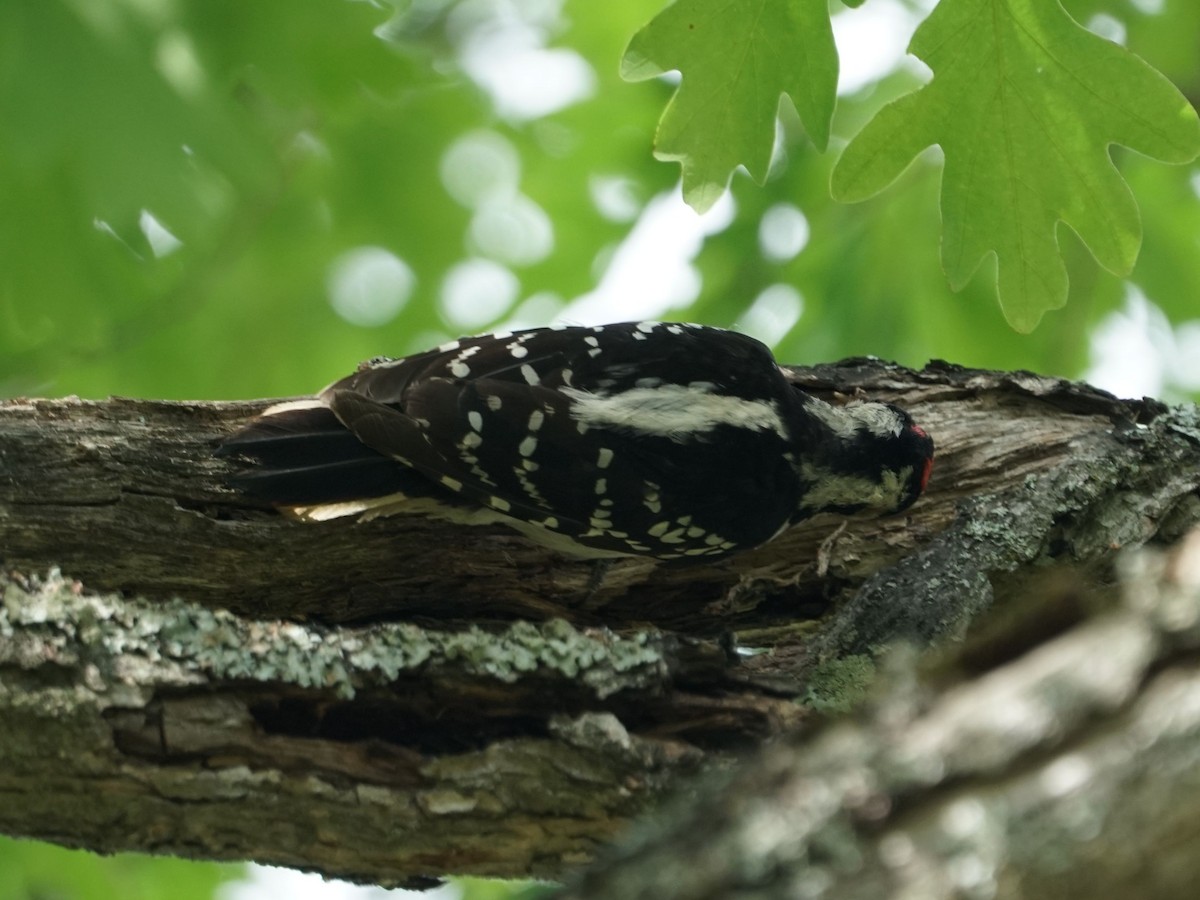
[1,570,672,701]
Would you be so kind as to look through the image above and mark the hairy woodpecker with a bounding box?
[219,322,934,561]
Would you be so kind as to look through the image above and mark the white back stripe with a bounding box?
[562,384,784,441]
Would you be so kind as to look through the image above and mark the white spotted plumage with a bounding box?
[222,321,934,562]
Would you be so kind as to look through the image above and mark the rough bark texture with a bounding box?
[0,571,714,884]
[559,529,1200,900]
[1,361,1199,885]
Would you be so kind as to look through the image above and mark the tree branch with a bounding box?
[559,528,1200,900]
[0,571,729,883]
[2,361,1198,883]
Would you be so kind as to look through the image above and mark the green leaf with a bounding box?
[622,0,837,213]
[831,0,1200,332]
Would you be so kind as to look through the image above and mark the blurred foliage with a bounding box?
[0,835,241,900]
[456,877,554,900]
[0,0,1195,403]
[0,0,1198,897]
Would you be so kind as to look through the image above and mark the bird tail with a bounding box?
[217,401,413,508]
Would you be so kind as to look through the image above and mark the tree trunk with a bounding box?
[1,361,1198,885]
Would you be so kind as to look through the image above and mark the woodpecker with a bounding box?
[219,322,934,561]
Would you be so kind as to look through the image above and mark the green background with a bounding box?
[1,0,1197,897]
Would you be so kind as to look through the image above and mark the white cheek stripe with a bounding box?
[562,385,784,441]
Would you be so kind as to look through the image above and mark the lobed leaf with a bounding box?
[622,0,837,212]
[831,0,1200,332]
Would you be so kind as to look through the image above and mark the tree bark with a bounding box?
[558,529,1200,900]
[1,361,1199,885]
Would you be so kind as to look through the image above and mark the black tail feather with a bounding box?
[220,406,424,507]
[217,408,350,462]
